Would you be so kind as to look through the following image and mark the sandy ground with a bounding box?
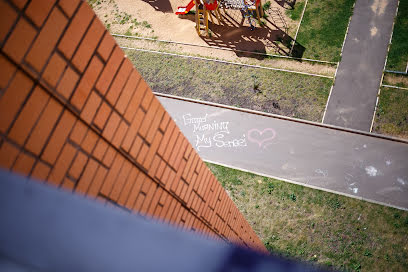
[91,0,335,76]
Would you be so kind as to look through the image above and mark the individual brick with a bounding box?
[145,105,165,144]
[136,143,149,165]
[56,67,79,99]
[68,151,88,180]
[69,120,88,145]
[168,136,185,169]
[140,181,157,215]
[25,98,63,155]
[105,58,133,105]
[93,101,111,130]
[102,111,121,141]
[0,71,33,133]
[154,160,167,181]
[0,141,19,169]
[109,160,132,201]
[157,121,175,156]
[75,158,99,194]
[97,31,115,61]
[121,108,145,152]
[0,1,18,44]
[86,165,108,197]
[147,154,161,177]
[140,88,153,112]
[95,46,123,95]
[129,135,143,159]
[80,91,102,124]
[138,98,160,139]
[42,110,76,164]
[58,0,80,18]
[12,152,35,176]
[99,153,124,196]
[115,70,140,114]
[3,17,36,63]
[25,7,68,72]
[133,192,145,212]
[123,81,147,123]
[142,133,163,170]
[72,17,105,72]
[117,167,140,206]
[0,54,16,90]
[146,186,163,215]
[42,52,67,88]
[111,120,128,148]
[70,56,103,111]
[125,172,146,210]
[162,128,180,162]
[102,146,115,167]
[81,129,98,154]
[61,177,75,192]
[159,112,171,132]
[10,0,28,10]
[25,0,54,27]
[30,160,51,181]
[58,2,93,59]
[47,143,77,186]
[92,138,108,162]
[8,86,49,146]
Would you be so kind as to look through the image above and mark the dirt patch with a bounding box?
[383,73,408,88]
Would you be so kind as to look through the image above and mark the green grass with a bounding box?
[295,0,355,62]
[372,87,408,139]
[207,163,408,272]
[286,1,305,21]
[126,50,332,122]
[386,0,408,72]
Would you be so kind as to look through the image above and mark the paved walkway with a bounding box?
[323,0,399,131]
[158,96,408,210]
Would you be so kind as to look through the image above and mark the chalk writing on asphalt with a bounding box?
[182,113,247,151]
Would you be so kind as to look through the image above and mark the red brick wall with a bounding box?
[0,0,266,252]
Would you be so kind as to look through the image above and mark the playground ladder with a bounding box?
[196,4,209,36]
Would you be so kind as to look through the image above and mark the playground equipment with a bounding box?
[176,0,263,36]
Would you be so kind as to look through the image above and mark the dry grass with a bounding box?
[208,163,408,272]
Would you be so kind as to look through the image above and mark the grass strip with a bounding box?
[126,49,332,122]
[373,86,408,140]
[386,0,408,72]
[295,0,355,62]
[207,162,408,272]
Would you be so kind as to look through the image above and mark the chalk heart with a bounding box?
[247,128,276,148]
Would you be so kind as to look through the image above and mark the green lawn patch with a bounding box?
[126,50,332,122]
[372,87,408,139]
[295,0,355,62]
[207,163,408,272]
[386,0,408,72]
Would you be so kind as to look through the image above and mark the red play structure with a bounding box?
[176,0,263,35]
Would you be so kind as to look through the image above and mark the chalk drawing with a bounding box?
[183,113,247,150]
[348,183,359,194]
[315,169,328,177]
[397,177,406,186]
[247,128,276,149]
[365,166,378,177]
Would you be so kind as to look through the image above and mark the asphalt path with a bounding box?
[159,96,408,210]
[323,0,399,131]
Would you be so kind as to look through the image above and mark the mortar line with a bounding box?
[121,46,333,79]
